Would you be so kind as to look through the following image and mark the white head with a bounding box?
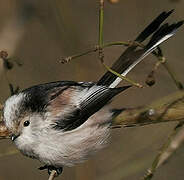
[3,93,45,158]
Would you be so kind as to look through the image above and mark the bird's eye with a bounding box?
[24,121,30,127]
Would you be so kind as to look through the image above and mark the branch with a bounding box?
[112,90,184,128]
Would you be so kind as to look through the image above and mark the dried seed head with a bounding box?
[146,72,156,86]
[0,51,8,59]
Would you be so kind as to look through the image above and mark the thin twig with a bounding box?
[156,48,183,90]
[99,0,104,47]
[59,46,99,63]
[98,0,104,62]
[59,41,139,64]
[162,60,183,90]
[146,48,183,90]
[155,123,184,166]
[59,0,143,88]
[60,41,144,88]
[102,63,143,88]
[48,170,57,180]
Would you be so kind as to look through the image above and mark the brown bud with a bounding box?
[146,72,156,87]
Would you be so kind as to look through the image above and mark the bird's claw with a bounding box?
[39,165,63,177]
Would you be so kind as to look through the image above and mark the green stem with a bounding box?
[152,50,183,90]
[59,41,138,63]
[102,63,143,88]
[103,41,131,48]
[59,47,98,63]
[99,0,104,48]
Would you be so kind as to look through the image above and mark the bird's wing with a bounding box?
[46,82,130,131]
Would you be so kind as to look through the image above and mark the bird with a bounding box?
[2,10,183,175]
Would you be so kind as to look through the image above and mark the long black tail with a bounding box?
[97,10,183,88]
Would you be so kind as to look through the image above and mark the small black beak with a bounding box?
[11,134,19,141]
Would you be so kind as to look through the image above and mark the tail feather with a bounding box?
[109,21,183,88]
[146,21,184,50]
[97,10,183,88]
[136,9,174,42]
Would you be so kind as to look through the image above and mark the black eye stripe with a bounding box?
[24,121,30,127]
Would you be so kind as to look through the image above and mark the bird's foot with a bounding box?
[39,165,63,177]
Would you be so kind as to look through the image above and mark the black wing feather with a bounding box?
[22,81,80,112]
[136,10,174,42]
[54,85,131,131]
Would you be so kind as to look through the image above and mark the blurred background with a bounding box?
[0,0,184,179]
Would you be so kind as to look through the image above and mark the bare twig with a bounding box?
[98,0,104,62]
[98,1,143,88]
[59,46,99,64]
[146,48,183,89]
[102,63,143,88]
[157,48,183,90]
[162,60,183,90]
[60,43,144,87]
[59,1,144,88]
[155,122,184,166]
[59,41,137,63]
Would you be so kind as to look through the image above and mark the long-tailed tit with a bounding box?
[2,10,183,175]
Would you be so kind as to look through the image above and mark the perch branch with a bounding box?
[112,90,184,128]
